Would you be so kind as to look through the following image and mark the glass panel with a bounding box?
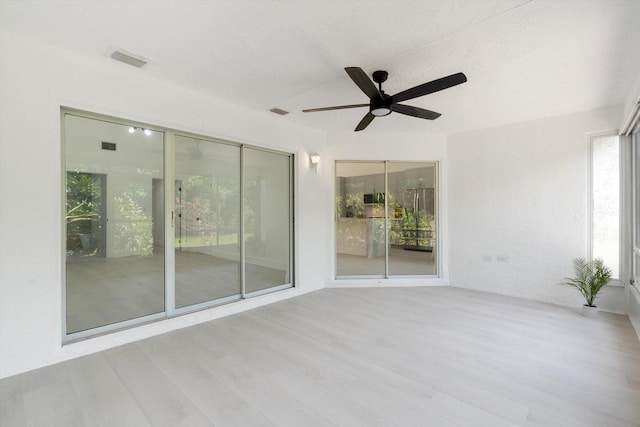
[592,134,620,279]
[387,162,437,275]
[243,148,292,294]
[65,115,164,334]
[335,162,386,276]
[635,133,640,250]
[634,132,640,288]
[174,136,241,308]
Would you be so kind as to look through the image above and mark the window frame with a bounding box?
[630,129,640,292]
[587,131,623,285]
[334,160,440,279]
[61,108,295,342]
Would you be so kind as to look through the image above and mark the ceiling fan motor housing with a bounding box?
[372,70,388,84]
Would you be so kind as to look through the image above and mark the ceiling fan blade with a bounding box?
[390,104,441,120]
[391,72,467,103]
[345,67,380,99]
[302,103,369,113]
[355,112,375,132]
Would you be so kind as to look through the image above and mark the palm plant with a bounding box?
[563,257,612,307]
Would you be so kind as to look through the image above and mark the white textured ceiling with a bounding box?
[1,0,639,134]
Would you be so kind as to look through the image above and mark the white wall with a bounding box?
[620,70,640,132]
[448,107,626,312]
[326,130,450,287]
[0,30,329,379]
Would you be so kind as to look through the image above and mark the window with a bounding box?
[335,161,437,277]
[174,135,241,309]
[64,115,165,334]
[63,110,294,340]
[590,133,620,280]
[243,148,293,294]
[633,130,640,289]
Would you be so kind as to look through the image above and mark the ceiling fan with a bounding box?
[302,67,467,131]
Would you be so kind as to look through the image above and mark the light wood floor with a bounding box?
[66,250,288,334]
[337,246,436,276]
[2,286,640,426]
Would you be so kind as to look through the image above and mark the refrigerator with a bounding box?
[402,188,434,251]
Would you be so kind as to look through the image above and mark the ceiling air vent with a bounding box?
[269,108,289,116]
[110,50,147,68]
[101,141,117,151]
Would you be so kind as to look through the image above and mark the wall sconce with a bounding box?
[310,153,320,172]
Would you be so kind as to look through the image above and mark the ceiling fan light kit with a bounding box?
[303,67,467,131]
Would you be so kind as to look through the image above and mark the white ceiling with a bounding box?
[1,0,639,134]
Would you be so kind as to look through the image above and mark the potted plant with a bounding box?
[563,257,612,317]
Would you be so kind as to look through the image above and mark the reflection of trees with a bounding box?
[344,181,364,217]
[66,172,102,255]
[179,176,240,247]
[243,179,262,255]
[345,193,364,217]
[336,168,436,252]
[391,210,434,247]
[113,183,153,257]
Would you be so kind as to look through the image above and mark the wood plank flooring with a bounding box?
[337,246,436,276]
[66,250,287,334]
[2,286,640,426]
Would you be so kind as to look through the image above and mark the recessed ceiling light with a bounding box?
[111,50,147,68]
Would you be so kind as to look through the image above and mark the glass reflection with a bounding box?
[174,136,241,307]
[64,115,164,334]
[335,161,437,277]
[387,162,436,276]
[335,162,386,276]
[243,148,292,294]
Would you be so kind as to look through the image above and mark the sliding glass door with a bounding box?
[63,111,294,340]
[243,148,293,294]
[335,162,386,276]
[174,135,241,309]
[64,114,165,334]
[387,162,437,276]
[633,131,640,291]
[335,161,438,278]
